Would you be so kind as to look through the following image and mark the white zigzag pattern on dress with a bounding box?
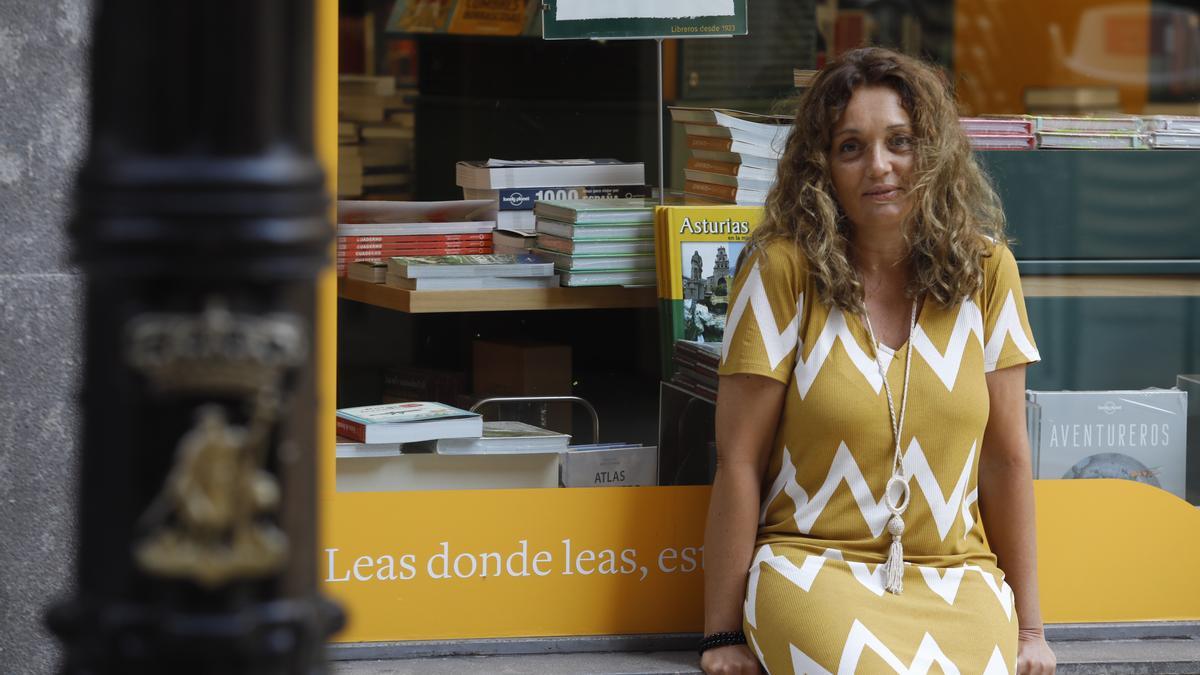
[983,646,1011,675]
[918,564,1014,619]
[794,307,892,399]
[904,439,976,540]
[744,545,776,629]
[721,262,801,371]
[961,487,978,539]
[918,566,966,606]
[760,446,806,525]
[790,643,833,675]
[962,564,1015,620]
[783,439,977,541]
[983,290,1040,371]
[911,300,984,391]
[838,620,962,674]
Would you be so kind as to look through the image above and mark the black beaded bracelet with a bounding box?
[698,630,747,655]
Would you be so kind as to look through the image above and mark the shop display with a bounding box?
[1027,389,1188,499]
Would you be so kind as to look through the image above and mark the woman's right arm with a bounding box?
[701,372,788,674]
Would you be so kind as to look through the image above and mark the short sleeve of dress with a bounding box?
[717,241,804,383]
[982,244,1041,372]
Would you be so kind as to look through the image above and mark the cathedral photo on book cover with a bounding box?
[680,242,746,344]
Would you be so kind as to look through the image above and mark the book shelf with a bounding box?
[337,277,656,313]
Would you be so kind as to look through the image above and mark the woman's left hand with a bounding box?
[1016,627,1056,674]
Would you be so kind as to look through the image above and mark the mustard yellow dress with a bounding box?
[718,240,1040,675]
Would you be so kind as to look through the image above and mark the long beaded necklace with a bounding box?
[861,300,917,595]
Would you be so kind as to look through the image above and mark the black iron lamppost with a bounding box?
[47,1,343,672]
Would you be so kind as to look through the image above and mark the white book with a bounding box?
[535,219,654,240]
[1035,131,1148,150]
[536,234,655,255]
[385,273,561,290]
[534,249,656,272]
[560,269,657,287]
[1034,116,1144,133]
[436,421,570,455]
[1149,131,1200,149]
[455,159,645,190]
[1142,115,1200,132]
[386,254,555,278]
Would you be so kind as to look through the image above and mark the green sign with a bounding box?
[542,0,748,40]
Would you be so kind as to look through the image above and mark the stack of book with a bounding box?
[338,75,417,200]
[1033,115,1146,149]
[960,116,1035,150]
[669,107,789,205]
[336,200,495,278]
[532,198,658,287]
[669,340,720,402]
[1143,115,1200,149]
[384,253,558,291]
[456,158,648,233]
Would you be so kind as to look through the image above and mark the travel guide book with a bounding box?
[655,204,763,378]
[335,401,483,444]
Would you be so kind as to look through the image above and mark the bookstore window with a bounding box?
[335,0,1200,506]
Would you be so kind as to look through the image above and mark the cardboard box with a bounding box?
[472,339,572,433]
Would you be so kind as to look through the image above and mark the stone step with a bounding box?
[330,624,1200,675]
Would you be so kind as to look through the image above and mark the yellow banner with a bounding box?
[325,486,709,642]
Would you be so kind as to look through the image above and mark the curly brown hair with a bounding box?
[749,47,1007,313]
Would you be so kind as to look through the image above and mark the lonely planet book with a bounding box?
[1027,389,1188,498]
[336,401,483,444]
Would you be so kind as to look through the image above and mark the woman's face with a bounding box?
[829,85,916,235]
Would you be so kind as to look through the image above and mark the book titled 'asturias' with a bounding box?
[335,402,483,444]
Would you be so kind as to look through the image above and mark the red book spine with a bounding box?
[685,179,737,201]
[687,158,739,175]
[686,135,734,151]
[338,233,492,245]
[335,416,366,442]
[337,243,494,253]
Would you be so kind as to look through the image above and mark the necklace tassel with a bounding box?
[883,514,905,595]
